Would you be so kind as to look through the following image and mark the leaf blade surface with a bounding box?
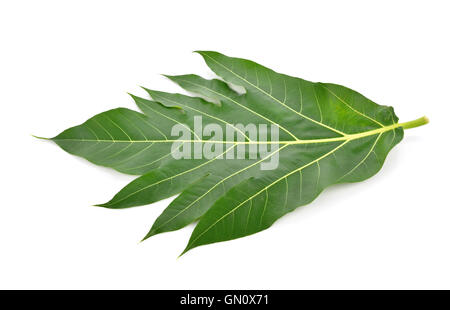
[42,51,428,255]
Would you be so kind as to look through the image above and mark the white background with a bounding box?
[1,0,449,289]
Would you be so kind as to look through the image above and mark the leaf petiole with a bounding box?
[399,116,429,130]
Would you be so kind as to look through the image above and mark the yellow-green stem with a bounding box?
[399,116,429,130]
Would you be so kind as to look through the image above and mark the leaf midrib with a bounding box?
[53,120,403,145]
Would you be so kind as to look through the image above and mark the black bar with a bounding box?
[1,290,449,308]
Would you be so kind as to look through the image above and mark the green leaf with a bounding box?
[40,51,428,255]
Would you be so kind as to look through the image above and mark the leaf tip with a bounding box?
[162,74,178,84]
[32,135,51,140]
[126,92,139,101]
[92,202,113,208]
[193,50,209,57]
[139,85,153,95]
[140,230,155,242]
[178,243,194,258]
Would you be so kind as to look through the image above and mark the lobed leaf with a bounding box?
[40,51,427,255]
